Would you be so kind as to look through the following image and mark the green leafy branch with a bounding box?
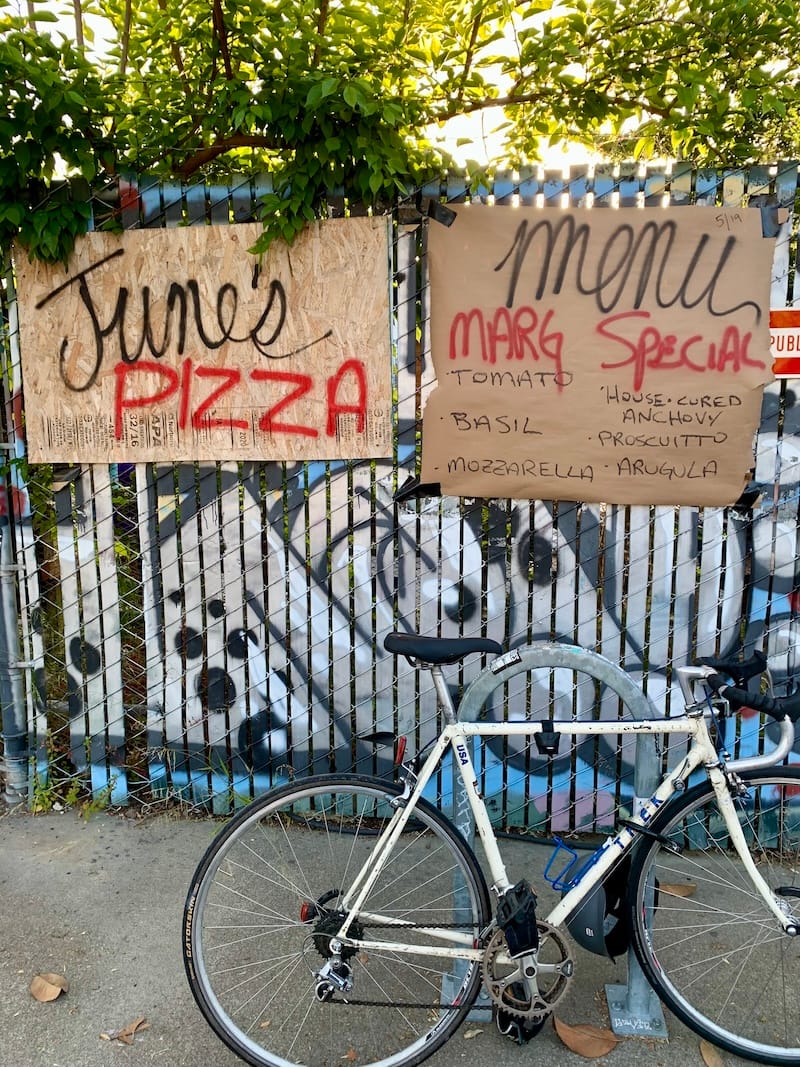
[3,0,800,265]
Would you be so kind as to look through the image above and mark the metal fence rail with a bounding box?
[1,162,799,827]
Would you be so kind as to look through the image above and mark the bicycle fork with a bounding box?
[707,764,800,936]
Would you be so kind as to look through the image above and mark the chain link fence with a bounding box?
[1,163,799,828]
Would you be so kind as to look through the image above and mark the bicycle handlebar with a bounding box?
[705,673,800,722]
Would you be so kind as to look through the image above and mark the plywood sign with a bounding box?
[422,206,776,505]
[16,218,392,462]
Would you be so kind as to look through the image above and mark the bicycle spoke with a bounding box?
[184,776,489,1067]
[631,769,800,1065]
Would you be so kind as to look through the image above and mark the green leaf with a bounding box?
[368,170,384,194]
[343,83,365,110]
[306,81,324,108]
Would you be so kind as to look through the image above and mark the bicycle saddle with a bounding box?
[384,632,503,665]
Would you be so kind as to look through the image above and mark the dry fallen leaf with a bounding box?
[341,1049,358,1062]
[30,973,69,1003]
[700,1039,726,1067]
[553,1016,620,1058]
[661,883,697,898]
[462,1028,483,1039]
[100,1016,149,1045]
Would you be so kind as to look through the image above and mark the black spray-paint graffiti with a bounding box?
[36,249,331,393]
[495,215,763,320]
[54,381,800,806]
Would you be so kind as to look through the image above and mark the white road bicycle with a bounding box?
[183,632,800,1067]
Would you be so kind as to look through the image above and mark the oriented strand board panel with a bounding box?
[16,218,392,462]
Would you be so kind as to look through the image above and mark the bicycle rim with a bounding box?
[629,767,800,1064]
[183,774,491,1067]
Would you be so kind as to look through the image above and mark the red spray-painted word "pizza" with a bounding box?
[113,357,368,440]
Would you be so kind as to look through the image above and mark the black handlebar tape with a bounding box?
[707,673,800,721]
[701,650,767,685]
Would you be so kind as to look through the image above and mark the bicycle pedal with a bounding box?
[496,996,547,1045]
[496,880,539,957]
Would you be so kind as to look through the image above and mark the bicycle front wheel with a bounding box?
[628,767,800,1064]
[184,774,491,1067]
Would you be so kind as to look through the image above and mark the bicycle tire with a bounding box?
[628,766,800,1064]
[183,774,492,1067]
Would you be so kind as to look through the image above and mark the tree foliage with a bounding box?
[2,0,799,262]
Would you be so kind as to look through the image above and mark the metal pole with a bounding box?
[604,731,668,1038]
[0,519,28,804]
[1,258,29,805]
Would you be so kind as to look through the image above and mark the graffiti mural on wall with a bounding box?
[43,392,800,822]
[123,380,800,821]
[41,342,800,822]
[136,453,513,803]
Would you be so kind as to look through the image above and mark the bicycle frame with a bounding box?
[185,636,800,1067]
[336,702,796,961]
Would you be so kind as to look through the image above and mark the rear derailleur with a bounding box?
[302,892,364,1002]
[314,951,354,1002]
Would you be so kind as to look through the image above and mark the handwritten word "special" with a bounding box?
[597,311,764,391]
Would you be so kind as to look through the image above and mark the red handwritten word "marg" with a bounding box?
[447,306,566,386]
[113,358,368,440]
[597,311,764,391]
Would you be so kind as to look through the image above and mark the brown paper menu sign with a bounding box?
[422,206,775,505]
[16,217,392,463]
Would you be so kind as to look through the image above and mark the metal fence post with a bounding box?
[0,519,28,804]
[604,731,668,1038]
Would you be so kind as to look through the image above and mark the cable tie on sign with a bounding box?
[427,199,457,227]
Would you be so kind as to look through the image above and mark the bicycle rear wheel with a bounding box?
[184,774,491,1067]
[628,767,800,1064]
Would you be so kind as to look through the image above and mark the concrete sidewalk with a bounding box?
[0,805,751,1067]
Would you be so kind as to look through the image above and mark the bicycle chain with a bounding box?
[310,919,483,1009]
[319,920,573,1016]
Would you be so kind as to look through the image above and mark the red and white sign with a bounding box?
[771,309,800,378]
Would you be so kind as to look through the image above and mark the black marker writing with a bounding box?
[494,216,762,321]
[36,249,331,393]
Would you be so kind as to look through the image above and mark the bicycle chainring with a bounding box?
[482,921,574,1022]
